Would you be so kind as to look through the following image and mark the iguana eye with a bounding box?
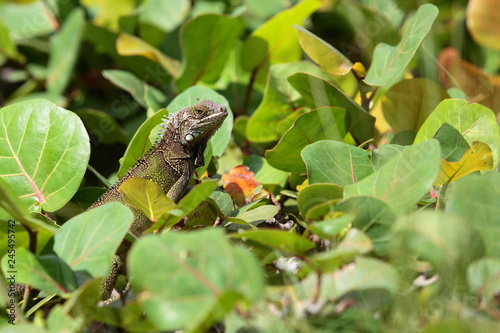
[194,107,204,115]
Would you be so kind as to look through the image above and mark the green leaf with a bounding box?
[129,228,264,332]
[381,78,448,132]
[117,108,169,176]
[294,25,353,75]
[297,183,343,218]
[166,86,233,157]
[46,8,85,97]
[266,107,348,173]
[118,177,176,222]
[155,181,218,231]
[433,122,470,161]
[370,144,406,170]
[176,14,243,91]
[54,202,133,278]
[138,0,190,33]
[0,100,90,213]
[0,1,56,40]
[391,211,484,275]
[309,214,354,239]
[334,196,396,255]
[116,32,180,77]
[245,61,329,143]
[231,229,315,255]
[288,72,375,143]
[300,257,400,302]
[467,258,500,300]
[364,4,439,86]
[344,140,440,215]
[415,99,500,169]
[229,205,279,226]
[1,248,76,297]
[243,155,289,186]
[301,140,373,186]
[240,0,321,84]
[447,173,500,256]
[102,69,165,108]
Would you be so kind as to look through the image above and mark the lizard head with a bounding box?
[163,100,228,167]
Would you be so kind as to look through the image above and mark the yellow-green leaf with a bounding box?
[435,141,493,186]
[119,177,176,222]
[295,25,353,75]
[116,32,180,77]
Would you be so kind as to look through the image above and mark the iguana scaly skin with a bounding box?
[89,100,228,302]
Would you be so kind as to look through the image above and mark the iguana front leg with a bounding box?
[166,158,194,202]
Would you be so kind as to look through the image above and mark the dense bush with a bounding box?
[1,0,500,331]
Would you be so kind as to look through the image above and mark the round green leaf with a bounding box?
[0,100,90,213]
[344,140,440,216]
[54,202,133,278]
[301,140,373,186]
[415,99,500,169]
[266,107,348,173]
[129,228,264,332]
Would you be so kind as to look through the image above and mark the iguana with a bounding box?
[88,100,228,302]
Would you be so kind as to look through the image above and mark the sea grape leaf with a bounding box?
[415,99,500,169]
[166,86,233,157]
[467,258,500,300]
[102,69,165,108]
[80,0,134,31]
[129,228,264,332]
[344,140,440,216]
[433,122,470,162]
[176,14,243,91]
[243,155,289,186]
[116,32,180,77]
[231,229,315,255]
[302,140,373,186]
[294,25,353,75]
[266,107,348,173]
[370,144,406,170]
[76,108,129,146]
[391,211,484,276]
[0,100,90,213]
[288,72,375,143]
[334,196,396,255]
[309,214,355,239]
[245,61,329,143]
[381,78,448,132]
[240,0,321,85]
[119,177,176,222]
[364,4,439,86]
[447,173,500,256]
[138,0,190,33]
[0,1,56,40]
[153,182,218,231]
[46,8,85,97]
[297,183,343,218]
[435,141,493,186]
[117,108,169,176]
[1,248,77,297]
[54,202,133,278]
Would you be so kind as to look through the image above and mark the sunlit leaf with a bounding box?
[232,229,315,255]
[294,25,353,75]
[467,0,500,50]
[0,100,90,213]
[116,32,180,77]
[119,177,176,222]
[435,141,493,186]
[364,4,438,86]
